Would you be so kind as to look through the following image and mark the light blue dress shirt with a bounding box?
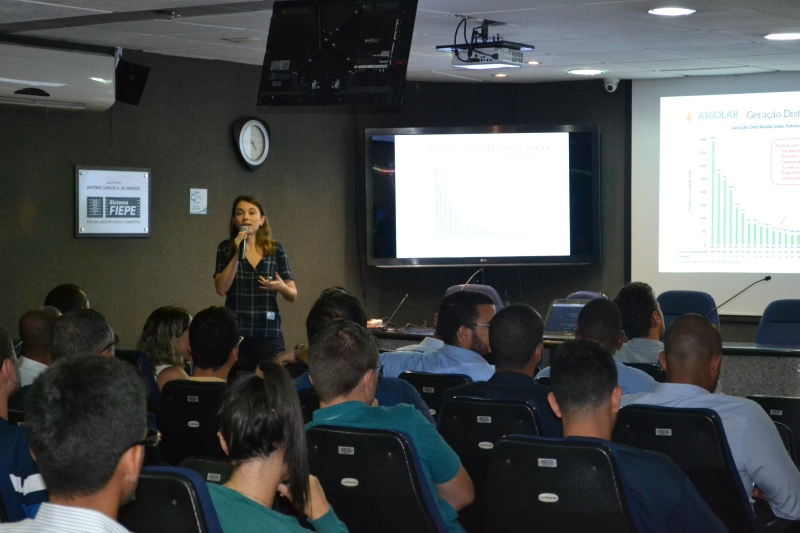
[615,338,664,364]
[537,357,659,395]
[379,343,495,382]
[621,383,800,520]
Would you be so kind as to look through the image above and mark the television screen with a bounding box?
[257,0,417,106]
[366,125,601,266]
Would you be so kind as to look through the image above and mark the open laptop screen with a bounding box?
[543,300,590,338]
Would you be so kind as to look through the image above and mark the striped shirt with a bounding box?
[214,240,293,338]
[0,503,130,532]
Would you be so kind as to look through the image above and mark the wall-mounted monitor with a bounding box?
[366,125,601,267]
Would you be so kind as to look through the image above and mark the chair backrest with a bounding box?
[116,349,161,412]
[297,388,320,424]
[7,410,23,428]
[772,421,799,467]
[656,290,720,330]
[612,405,755,533]
[398,371,472,421]
[756,300,800,345]
[534,375,551,387]
[306,425,448,533]
[622,363,666,383]
[118,466,222,533]
[438,398,540,533]
[179,456,232,485]
[483,436,636,533]
[748,395,800,456]
[566,291,606,300]
[0,456,23,523]
[444,284,504,309]
[159,380,228,465]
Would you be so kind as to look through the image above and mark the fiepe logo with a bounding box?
[105,197,141,218]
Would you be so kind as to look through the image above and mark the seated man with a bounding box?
[0,356,148,532]
[17,307,60,388]
[0,325,46,519]
[43,284,89,314]
[292,289,434,423]
[187,306,239,382]
[547,339,727,532]
[443,304,561,437]
[622,314,800,521]
[613,282,665,364]
[50,309,116,361]
[380,291,495,381]
[306,319,474,533]
[537,298,658,395]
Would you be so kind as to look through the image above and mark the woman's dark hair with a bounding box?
[218,363,309,511]
[136,306,191,368]
[227,195,277,259]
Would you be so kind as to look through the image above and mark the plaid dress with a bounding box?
[214,240,294,338]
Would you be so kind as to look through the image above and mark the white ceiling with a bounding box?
[3,0,800,83]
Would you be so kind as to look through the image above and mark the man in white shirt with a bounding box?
[613,282,665,364]
[0,356,149,532]
[622,314,800,521]
[17,307,60,388]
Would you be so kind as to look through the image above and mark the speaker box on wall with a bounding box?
[115,58,151,105]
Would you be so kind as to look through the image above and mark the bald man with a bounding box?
[18,307,61,387]
[622,314,800,522]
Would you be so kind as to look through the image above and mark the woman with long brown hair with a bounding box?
[214,196,297,367]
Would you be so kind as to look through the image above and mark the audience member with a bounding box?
[537,298,658,394]
[187,306,239,382]
[443,304,561,437]
[306,319,474,533]
[0,325,46,520]
[136,306,191,390]
[380,291,495,381]
[547,339,727,532]
[43,284,89,314]
[0,356,148,532]
[291,289,434,423]
[622,314,800,521]
[50,309,115,361]
[17,307,60,387]
[210,364,347,533]
[613,282,664,364]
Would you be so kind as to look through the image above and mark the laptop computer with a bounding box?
[543,299,591,341]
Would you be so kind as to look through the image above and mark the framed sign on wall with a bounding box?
[75,166,150,238]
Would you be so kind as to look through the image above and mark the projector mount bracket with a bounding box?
[436,17,533,64]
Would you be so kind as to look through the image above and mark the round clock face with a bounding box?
[239,120,269,166]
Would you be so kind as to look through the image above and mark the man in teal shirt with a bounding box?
[306,319,474,533]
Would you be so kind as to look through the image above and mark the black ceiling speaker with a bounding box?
[115,58,151,105]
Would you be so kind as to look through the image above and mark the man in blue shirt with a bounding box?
[613,282,665,364]
[547,339,727,533]
[537,298,658,395]
[306,319,474,533]
[443,304,561,437]
[380,291,495,381]
[622,314,800,522]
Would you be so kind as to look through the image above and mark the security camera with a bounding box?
[604,78,620,93]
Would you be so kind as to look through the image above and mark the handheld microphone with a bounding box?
[382,294,409,330]
[706,276,772,317]
[238,226,249,261]
[460,268,484,289]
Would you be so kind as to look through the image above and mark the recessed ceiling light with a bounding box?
[765,33,800,41]
[568,69,605,76]
[648,7,696,16]
[527,60,540,65]
[494,73,508,78]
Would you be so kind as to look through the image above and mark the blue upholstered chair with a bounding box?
[444,284,504,309]
[755,300,800,346]
[398,371,472,421]
[116,349,161,412]
[566,291,607,300]
[656,290,720,330]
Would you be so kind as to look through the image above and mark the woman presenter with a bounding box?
[214,195,297,367]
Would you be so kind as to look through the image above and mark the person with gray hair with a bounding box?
[50,309,115,361]
[17,307,61,387]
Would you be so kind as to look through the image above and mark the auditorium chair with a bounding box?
[656,290,720,330]
[444,284,504,309]
[623,362,666,382]
[772,421,799,467]
[159,380,228,465]
[180,456,232,485]
[437,398,541,533]
[0,457,23,523]
[6,409,23,428]
[612,405,756,533]
[566,291,607,300]
[534,375,551,387]
[118,466,222,533]
[116,349,161,412]
[748,395,800,458]
[398,371,471,421]
[756,300,800,345]
[307,426,449,533]
[297,388,320,424]
[483,436,636,533]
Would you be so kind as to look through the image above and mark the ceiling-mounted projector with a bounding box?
[436,18,534,70]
